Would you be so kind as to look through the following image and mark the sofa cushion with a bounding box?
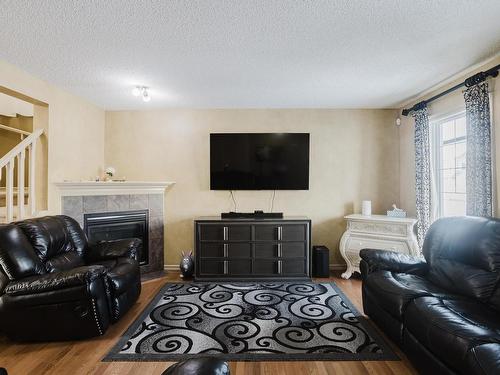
[0,224,46,279]
[364,270,453,320]
[16,216,74,262]
[405,296,500,372]
[465,343,500,375]
[423,216,500,311]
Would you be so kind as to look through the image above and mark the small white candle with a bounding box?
[362,200,372,216]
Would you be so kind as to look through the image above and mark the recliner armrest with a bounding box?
[87,238,141,262]
[359,249,428,279]
[4,265,107,296]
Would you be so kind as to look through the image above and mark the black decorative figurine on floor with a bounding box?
[180,251,194,278]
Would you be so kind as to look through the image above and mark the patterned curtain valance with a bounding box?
[412,106,431,248]
[464,82,493,217]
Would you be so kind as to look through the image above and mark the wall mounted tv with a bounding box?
[210,133,310,190]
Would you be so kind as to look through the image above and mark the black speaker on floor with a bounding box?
[312,245,330,277]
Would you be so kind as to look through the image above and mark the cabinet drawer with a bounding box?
[282,259,307,275]
[229,260,251,275]
[199,243,251,258]
[281,242,306,258]
[346,237,410,254]
[255,224,307,241]
[255,243,277,258]
[199,224,251,241]
[198,260,224,275]
[254,259,278,275]
[282,225,307,241]
[254,243,306,258]
[349,221,408,237]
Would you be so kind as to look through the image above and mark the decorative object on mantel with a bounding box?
[179,251,194,279]
[387,204,407,218]
[339,214,419,279]
[361,200,372,216]
[104,166,116,181]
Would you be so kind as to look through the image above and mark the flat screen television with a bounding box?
[210,133,310,190]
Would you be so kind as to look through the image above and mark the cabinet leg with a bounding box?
[341,266,353,279]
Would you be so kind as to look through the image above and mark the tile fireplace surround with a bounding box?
[56,181,175,278]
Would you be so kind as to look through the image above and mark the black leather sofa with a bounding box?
[0,215,141,341]
[360,216,500,375]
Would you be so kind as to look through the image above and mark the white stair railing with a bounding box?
[0,128,43,222]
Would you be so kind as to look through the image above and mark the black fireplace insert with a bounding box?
[84,210,149,265]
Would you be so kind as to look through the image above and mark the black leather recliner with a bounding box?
[0,215,142,341]
[360,216,500,375]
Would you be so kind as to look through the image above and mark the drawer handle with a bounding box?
[223,243,228,257]
[277,243,282,257]
[278,260,282,274]
[223,226,228,240]
[224,260,228,275]
[277,226,283,241]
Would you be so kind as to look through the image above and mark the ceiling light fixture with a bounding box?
[132,86,152,102]
[142,89,151,102]
[132,86,141,96]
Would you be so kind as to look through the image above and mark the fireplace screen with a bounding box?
[84,210,149,265]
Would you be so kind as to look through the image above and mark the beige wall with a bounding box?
[0,60,105,214]
[105,109,400,266]
[399,56,500,216]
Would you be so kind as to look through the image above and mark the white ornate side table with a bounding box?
[339,214,419,279]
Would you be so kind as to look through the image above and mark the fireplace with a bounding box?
[84,210,149,266]
[59,185,172,279]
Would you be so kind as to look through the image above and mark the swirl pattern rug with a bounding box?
[104,282,398,361]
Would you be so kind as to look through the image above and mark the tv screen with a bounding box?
[210,133,310,190]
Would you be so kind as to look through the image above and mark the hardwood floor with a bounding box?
[0,273,417,375]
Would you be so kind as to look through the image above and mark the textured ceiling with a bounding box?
[1,1,499,110]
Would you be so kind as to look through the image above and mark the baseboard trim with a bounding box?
[164,264,347,272]
[329,264,346,271]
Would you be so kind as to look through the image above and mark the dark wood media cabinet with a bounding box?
[194,217,311,280]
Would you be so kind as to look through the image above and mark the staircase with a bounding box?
[0,127,43,223]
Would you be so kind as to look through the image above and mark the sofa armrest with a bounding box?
[359,249,428,279]
[4,265,107,296]
[88,238,141,262]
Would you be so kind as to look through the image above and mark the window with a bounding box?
[432,112,467,217]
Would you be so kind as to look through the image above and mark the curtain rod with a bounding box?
[402,63,500,116]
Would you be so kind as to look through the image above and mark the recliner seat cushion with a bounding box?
[364,270,453,320]
[0,224,46,279]
[405,296,500,371]
[45,251,85,273]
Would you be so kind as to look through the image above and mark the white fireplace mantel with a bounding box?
[55,181,176,196]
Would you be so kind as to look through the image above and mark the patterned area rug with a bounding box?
[104,282,398,362]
